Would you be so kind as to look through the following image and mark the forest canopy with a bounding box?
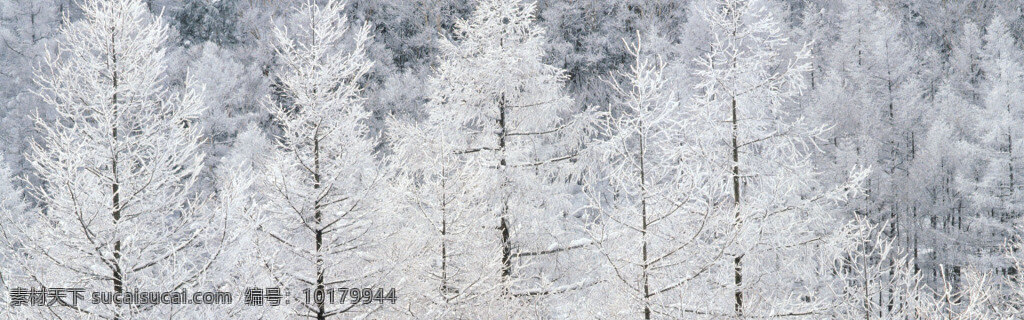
[1,0,1024,318]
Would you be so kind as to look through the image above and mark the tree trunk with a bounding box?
[110,31,124,320]
[638,118,651,320]
[314,136,326,320]
[731,96,743,318]
[498,94,513,296]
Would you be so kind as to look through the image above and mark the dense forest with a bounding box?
[2,0,1024,318]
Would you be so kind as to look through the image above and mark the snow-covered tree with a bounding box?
[4,0,219,318]
[585,37,731,319]
[690,0,865,316]
[386,118,506,318]
[424,0,598,315]
[970,15,1024,231]
[252,1,385,318]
